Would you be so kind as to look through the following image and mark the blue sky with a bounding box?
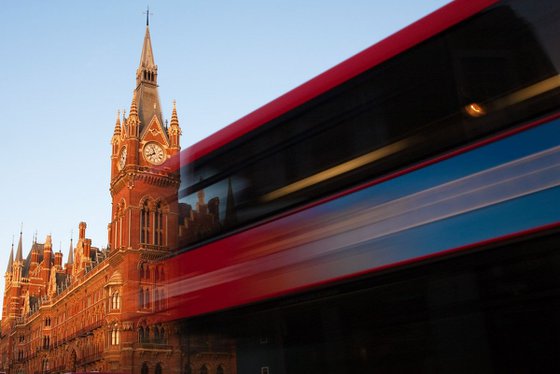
[0,0,448,292]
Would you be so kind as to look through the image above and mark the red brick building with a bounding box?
[0,21,236,374]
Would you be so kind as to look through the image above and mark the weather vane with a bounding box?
[144,6,153,26]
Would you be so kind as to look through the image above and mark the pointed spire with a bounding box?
[113,110,122,138]
[67,238,74,265]
[130,92,138,118]
[134,16,163,130]
[139,22,156,72]
[170,100,179,127]
[168,100,181,149]
[15,229,23,262]
[6,241,14,274]
[127,92,140,138]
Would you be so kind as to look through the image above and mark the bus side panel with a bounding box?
[166,118,560,320]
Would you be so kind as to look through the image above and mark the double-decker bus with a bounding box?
[163,0,560,371]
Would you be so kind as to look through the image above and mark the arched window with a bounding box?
[139,288,144,309]
[141,200,150,244]
[216,366,224,374]
[154,289,160,311]
[145,287,151,308]
[154,202,164,246]
[139,327,145,343]
[111,292,120,310]
[200,365,208,374]
[112,328,119,345]
[155,363,162,374]
[141,362,149,374]
[154,326,160,342]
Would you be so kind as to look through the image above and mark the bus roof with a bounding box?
[180,0,497,166]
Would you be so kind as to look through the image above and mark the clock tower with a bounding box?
[109,21,181,254]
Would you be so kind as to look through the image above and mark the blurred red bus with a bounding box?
[163,0,560,371]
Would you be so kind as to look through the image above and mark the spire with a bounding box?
[130,92,139,118]
[6,242,14,273]
[168,100,182,150]
[170,100,179,127]
[138,24,156,73]
[67,238,74,265]
[134,16,163,132]
[127,92,140,138]
[113,110,122,138]
[15,230,23,262]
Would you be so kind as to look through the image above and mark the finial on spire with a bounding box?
[144,5,153,26]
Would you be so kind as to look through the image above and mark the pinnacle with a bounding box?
[170,100,179,126]
[15,231,23,262]
[113,110,122,137]
[129,92,139,118]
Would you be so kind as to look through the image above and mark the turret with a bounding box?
[79,222,87,241]
[43,234,53,265]
[127,93,140,139]
[31,245,39,265]
[168,100,181,153]
[112,110,122,155]
[54,250,63,267]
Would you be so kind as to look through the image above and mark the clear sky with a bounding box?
[0,0,448,293]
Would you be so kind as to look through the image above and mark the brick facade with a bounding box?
[0,21,236,374]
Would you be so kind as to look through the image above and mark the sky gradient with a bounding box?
[0,0,449,293]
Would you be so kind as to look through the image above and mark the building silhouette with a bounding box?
[0,19,236,374]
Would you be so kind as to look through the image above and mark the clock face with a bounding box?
[118,147,127,170]
[143,142,166,165]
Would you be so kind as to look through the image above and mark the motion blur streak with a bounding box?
[262,139,411,202]
[167,143,560,302]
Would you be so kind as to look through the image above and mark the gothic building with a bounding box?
[0,19,236,374]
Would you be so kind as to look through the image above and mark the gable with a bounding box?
[141,115,169,146]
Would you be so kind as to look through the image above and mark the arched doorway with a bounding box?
[141,362,149,374]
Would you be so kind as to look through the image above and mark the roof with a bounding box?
[135,25,164,134]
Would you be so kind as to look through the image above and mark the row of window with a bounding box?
[138,325,166,343]
[141,200,165,246]
[139,262,165,281]
[139,287,166,311]
[113,199,167,248]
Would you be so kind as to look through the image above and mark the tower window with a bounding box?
[155,202,163,246]
[141,200,151,244]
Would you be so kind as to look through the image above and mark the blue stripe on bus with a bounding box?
[320,118,560,216]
